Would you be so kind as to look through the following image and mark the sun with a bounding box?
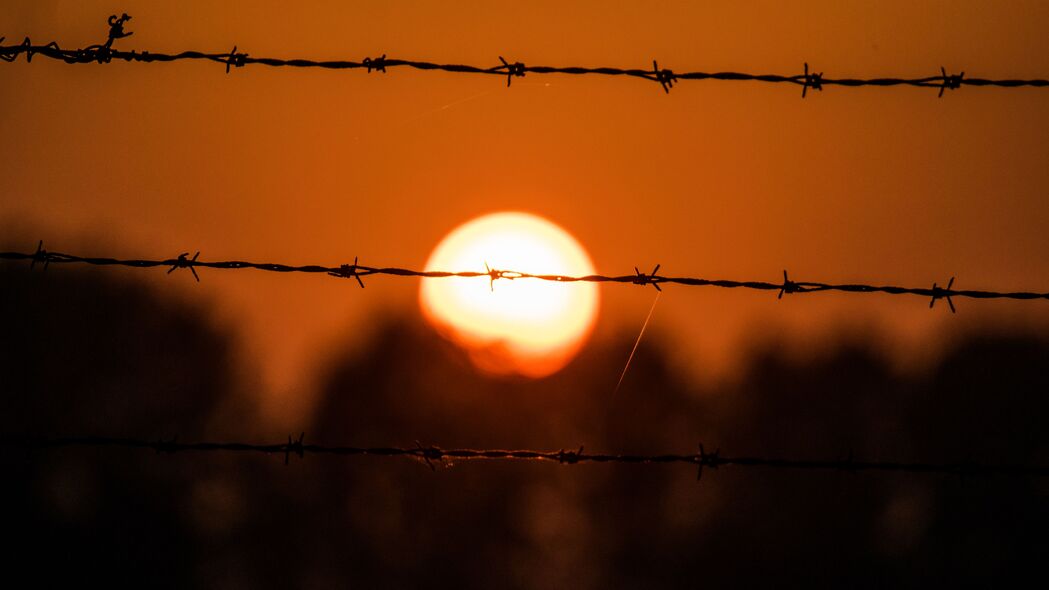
[420,212,600,378]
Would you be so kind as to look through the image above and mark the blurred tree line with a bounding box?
[2,264,1047,588]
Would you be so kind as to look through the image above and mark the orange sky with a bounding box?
[3,0,1048,421]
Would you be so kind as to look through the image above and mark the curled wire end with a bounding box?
[939,66,964,98]
[168,251,200,282]
[0,36,34,63]
[498,56,526,87]
[328,256,365,288]
[653,59,677,93]
[778,269,799,299]
[364,54,386,73]
[225,45,247,73]
[929,276,956,313]
[0,37,15,62]
[284,432,305,465]
[802,62,823,98]
[633,264,662,291]
[107,14,133,42]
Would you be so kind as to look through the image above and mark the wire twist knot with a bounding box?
[168,251,200,282]
[328,256,366,288]
[498,56,526,86]
[364,54,386,73]
[414,441,444,471]
[557,446,585,464]
[633,264,662,291]
[284,432,305,464]
[802,62,823,98]
[939,67,964,97]
[929,276,956,313]
[653,60,677,93]
[30,240,50,271]
[225,46,247,73]
[696,443,721,481]
[78,14,134,64]
[484,262,510,291]
[778,269,800,299]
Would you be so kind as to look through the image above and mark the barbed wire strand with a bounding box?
[2,435,1046,478]
[2,14,1047,97]
[3,246,1048,311]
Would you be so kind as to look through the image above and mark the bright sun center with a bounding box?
[420,212,600,378]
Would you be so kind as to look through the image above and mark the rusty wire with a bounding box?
[3,245,1048,311]
[2,14,1048,97]
[2,435,1046,478]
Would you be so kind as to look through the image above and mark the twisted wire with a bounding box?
[2,435,1045,478]
[2,14,1047,96]
[3,246,1047,310]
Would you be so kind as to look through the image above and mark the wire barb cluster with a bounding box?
[3,435,1046,479]
[4,245,1048,312]
[3,14,1048,96]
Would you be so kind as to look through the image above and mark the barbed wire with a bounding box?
[3,14,1047,97]
[3,244,1048,312]
[3,435,1045,478]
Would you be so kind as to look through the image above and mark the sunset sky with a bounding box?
[4,2,1049,587]
[3,0,1048,421]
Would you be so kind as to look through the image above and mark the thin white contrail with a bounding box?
[612,290,661,399]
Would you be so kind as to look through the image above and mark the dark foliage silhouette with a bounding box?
[0,263,239,587]
[2,262,1047,587]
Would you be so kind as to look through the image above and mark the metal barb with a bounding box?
[498,56,526,87]
[557,446,585,465]
[167,251,200,282]
[284,432,305,465]
[364,54,386,73]
[929,276,956,313]
[5,437,1049,479]
[225,46,247,73]
[2,247,1046,308]
[328,256,365,288]
[778,269,799,299]
[802,62,823,98]
[653,60,677,93]
[939,67,964,98]
[5,28,1049,95]
[414,441,442,471]
[30,240,49,271]
[633,264,662,291]
[484,261,504,292]
[696,443,720,481]
[19,37,34,63]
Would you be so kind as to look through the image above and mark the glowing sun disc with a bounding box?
[420,212,600,377]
